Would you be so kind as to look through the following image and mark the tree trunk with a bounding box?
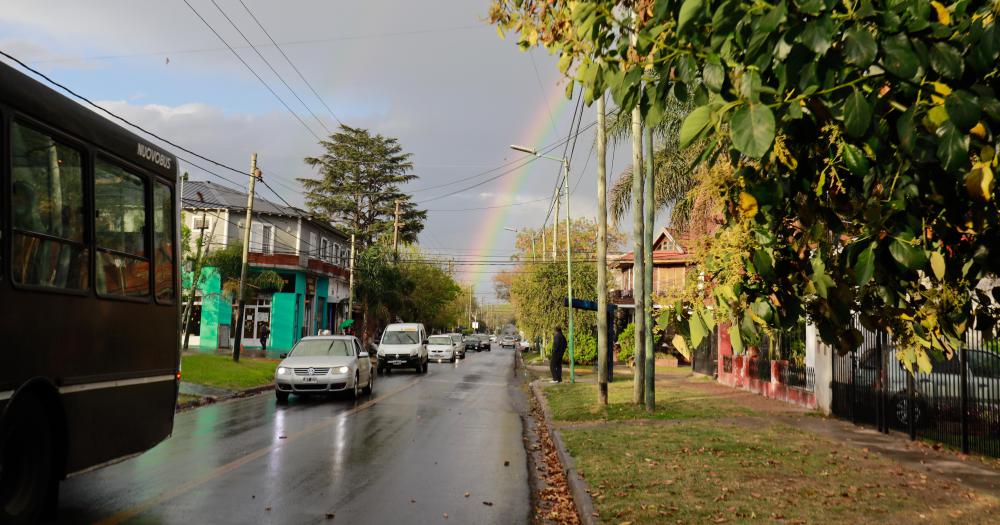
[631,103,645,405]
[596,94,609,405]
[643,126,656,412]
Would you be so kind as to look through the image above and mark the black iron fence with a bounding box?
[778,361,815,391]
[691,327,719,377]
[832,318,1000,457]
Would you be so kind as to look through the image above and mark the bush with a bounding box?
[617,323,635,363]
[567,332,597,365]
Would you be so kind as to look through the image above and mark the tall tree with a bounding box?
[301,125,426,246]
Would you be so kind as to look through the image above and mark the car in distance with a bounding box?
[501,336,516,349]
[490,335,497,343]
[464,335,480,353]
[378,323,429,374]
[475,334,492,351]
[448,333,466,358]
[428,334,457,363]
[275,336,374,402]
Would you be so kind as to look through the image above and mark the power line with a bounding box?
[424,196,550,212]
[237,0,343,126]
[181,0,324,142]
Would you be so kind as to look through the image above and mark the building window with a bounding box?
[94,159,149,298]
[10,121,88,290]
[309,232,318,258]
[261,225,273,255]
[321,238,329,260]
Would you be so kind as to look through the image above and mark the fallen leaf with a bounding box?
[482,501,494,506]
[265,506,272,511]
[443,513,449,519]
[464,492,470,498]
[504,460,510,466]
[325,513,335,520]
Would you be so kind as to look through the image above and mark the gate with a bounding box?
[831,319,1000,457]
[692,327,719,377]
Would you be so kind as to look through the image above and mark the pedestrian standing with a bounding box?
[550,326,567,383]
[259,324,270,352]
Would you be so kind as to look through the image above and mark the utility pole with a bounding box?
[182,207,218,350]
[631,88,646,405]
[232,153,260,362]
[348,233,356,323]
[596,94,609,405]
[642,126,656,412]
[393,199,401,258]
[563,157,575,383]
[553,193,560,260]
[541,223,547,262]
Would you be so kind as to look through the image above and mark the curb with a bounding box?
[176,383,274,412]
[530,380,600,525]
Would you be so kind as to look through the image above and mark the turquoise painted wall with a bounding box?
[197,267,228,351]
[270,292,300,356]
[316,277,329,331]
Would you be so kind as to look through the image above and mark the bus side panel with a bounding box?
[61,380,176,474]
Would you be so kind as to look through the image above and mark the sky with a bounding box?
[0,0,638,302]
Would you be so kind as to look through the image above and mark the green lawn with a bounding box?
[544,379,1000,523]
[176,394,201,406]
[544,378,755,422]
[181,354,279,391]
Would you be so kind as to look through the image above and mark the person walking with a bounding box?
[550,326,567,383]
[259,324,270,352]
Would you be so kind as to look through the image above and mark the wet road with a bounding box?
[52,346,529,524]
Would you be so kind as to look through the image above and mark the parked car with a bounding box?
[501,336,516,349]
[274,336,374,402]
[428,334,457,363]
[476,334,491,351]
[464,335,480,352]
[377,323,429,374]
[490,335,497,343]
[448,333,466,358]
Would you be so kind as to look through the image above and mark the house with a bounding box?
[181,180,351,355]
[609,227,691,317]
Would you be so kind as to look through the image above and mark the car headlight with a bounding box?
[277,367,288,375]
[337,366,350,374]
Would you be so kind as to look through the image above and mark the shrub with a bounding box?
[617,323,635,363]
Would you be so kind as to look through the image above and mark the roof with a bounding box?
[183,180,348,238]
[613,227,691,268]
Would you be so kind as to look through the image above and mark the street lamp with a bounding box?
[509,144,575,383]
[504,226,537,261]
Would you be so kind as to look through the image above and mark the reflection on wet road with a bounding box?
[53,347,529,524]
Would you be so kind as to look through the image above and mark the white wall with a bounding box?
[808,323,834,414]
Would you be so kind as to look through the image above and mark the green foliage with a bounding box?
[570,331,598,365]
[300,125,426,246]
[398,251,462,332]
[617,322,636,363]
[510,260,598,345]
[491,0,1000,373]
[203,245,284,299]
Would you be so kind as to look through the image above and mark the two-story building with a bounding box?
[610,227,690,316]
[181,180,351,356]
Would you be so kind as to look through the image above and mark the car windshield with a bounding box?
[382,330,420,344]
[290,339,353,357]
[428,336,452,345]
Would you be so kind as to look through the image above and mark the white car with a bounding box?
[428,334,457,363]
[377,322,429,374]
[447,333,466,359]
[274,336,374,402]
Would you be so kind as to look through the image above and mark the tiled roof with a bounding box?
[182,180,296,216]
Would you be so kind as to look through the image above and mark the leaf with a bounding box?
[703,59,725,93]
[729,324,744,354]
[930,0,951,25]
[680,105,713,149]
[889,238,928,270]
[842,143,869,176]
[944,90,981,131]
[798,15,835,55]
[730,104,776,158]
[678,331,694,359]
[930,251,946,280]
[843,28,877,68]
[964,164,995,202]
[882,33,919,79]
[738,191,758,218]
[897,107,917,153]
[843,91,872,138]
[916,348,933,374]
[854,243,875,285]
[936,121,970,173]
[929,42,963,79]
[677,0,704,35]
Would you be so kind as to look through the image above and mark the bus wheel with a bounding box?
[1,395,57,525]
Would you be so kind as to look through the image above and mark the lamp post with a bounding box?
[510,144,574,383]
[504,226,537,261]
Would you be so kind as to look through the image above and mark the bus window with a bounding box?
[94,160,149,298]
[153,182,175,302]
[10,121,88,290]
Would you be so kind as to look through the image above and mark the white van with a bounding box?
[377,323,429,374]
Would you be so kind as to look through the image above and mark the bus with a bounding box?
[0,60,180,522]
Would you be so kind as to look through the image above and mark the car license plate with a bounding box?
[302,377,318,383]
[389,360,405,365]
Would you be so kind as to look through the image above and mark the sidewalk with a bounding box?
[533,366,1000,524]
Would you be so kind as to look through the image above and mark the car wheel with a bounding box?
[364,372,374,395]
[275,390,289,403]
[893,394,927,427]
[450,356,456,363]
[0,395,57,525]
[422,359,429,373]
[351,373,362,400]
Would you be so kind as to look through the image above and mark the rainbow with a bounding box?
[462,79,574,296]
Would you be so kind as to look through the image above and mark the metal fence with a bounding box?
[832,318,1000,457]
[778,361,815,390]
[691,327,719,377]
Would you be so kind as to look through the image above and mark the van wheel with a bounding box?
[0,395,58,525]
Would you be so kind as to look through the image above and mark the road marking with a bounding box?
[95,376,423,525]
[424,379,508,387]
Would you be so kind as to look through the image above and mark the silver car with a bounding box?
[428,334,457,363]
[275,336,374,402]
